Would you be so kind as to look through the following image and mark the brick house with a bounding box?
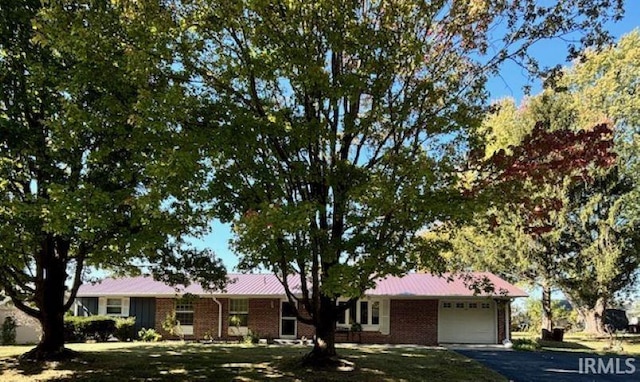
[75,272,526,345]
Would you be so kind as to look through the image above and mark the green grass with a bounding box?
[512,331,640,355]
[0,342,506,381]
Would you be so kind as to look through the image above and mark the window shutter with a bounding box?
[380,299,390,335]
[98,297,107,315]
[122,297,130,317]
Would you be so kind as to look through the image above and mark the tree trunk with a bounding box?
[21,255,76,361]
[541,285,552,331]
[303,296,339,366]
[580,298,606,335]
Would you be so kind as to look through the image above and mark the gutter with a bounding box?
[212,296,222,338]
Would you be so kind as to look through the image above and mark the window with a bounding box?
[337,299,381,329]
[442,302,452,308]
[337,301,355,324]
[469,302,478,309]
[175,301,194,326]
[371,301,380,325]
[106,298,123,315]
[229,299,249,327]
[281,301,296,337]
[455,302,465,309]
[481,303,491,309]
[360,301,368,325]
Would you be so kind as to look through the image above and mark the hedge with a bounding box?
[64,316,117,342]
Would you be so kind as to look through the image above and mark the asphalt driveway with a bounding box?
[456,349,640,382]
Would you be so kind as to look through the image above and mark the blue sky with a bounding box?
[191,3,640,273]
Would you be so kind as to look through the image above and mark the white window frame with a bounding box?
[106,298,123,316]
[336,298,381,331]
[98,297,129,317]
[175,300,194,335]
[228,298,249,336]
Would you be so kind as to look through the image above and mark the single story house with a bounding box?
[75,272,526,345]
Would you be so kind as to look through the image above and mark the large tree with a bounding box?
[557,167,640,334]
[427,109,616,333]
[428,45,638,333]
[551,30,640,333]
[190,0,624,361]
[0,1,225,360]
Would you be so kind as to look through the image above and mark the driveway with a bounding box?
[456,349,640,382]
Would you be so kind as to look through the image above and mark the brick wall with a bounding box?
[153,297,505,346]
[155,298,174,338]
[247,298,280,338]
[296,302,315,339]
[497,300,507,343]
[389,299,438,345]
[194,298,217,338]
[155,297,220,339]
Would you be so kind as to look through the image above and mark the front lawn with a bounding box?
[512,331,640,355]
[0,342,505,381]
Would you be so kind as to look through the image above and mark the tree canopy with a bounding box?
[424,30,640,334]
[0,0,225,359]
[185,0,625,360]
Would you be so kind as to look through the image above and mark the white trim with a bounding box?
[495,300,499,344]
[335,298,381,332]
[98,296,129,317]
[228,326,248,336]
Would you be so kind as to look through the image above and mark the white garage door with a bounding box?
[438,300,496,344]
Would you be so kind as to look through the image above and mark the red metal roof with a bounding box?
[77,272,527,298]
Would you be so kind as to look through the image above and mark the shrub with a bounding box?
[243,330,260,345]
[114,316,136,342]
[1,317,17,345]
[162,310,184,340]
[64,316,116,342]
[512,338,541,351]
[138,328,162,342]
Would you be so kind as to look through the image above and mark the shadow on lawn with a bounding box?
[0,344,366,381]
[538,340,593,351]
[0,344,503,381]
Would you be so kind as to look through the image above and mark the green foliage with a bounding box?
[519,299,578,333]
[64,316,116,342]
[0,0,227,355]
[190,0,622,355]
[138,328,162,342]
[511,338,542,352]
[161,310,183,340]
[428,32,640,328]
[243,330,260,345]
[1,316,17,345]
[114,316,136,342]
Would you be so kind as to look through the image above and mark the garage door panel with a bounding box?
[439,300,496,344]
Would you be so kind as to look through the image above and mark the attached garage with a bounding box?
[438,300,496,344]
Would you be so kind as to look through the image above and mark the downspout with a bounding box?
[212,296,222,338]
